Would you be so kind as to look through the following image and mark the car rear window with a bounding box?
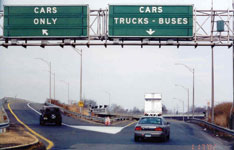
[139,117,162,125]
[45,107,60,113]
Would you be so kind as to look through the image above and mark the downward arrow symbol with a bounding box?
[146,29,155,35]
[42,29,49,36]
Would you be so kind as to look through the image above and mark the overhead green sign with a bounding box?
[4,5,88,38]
[109,5,193,38]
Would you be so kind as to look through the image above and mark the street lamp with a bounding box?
[73,48,83,103]
[51,72,56,100]
[47,71,56,100]
[175,84,190,114]
[35,58,52,102]
[60,80,70,104]
[173,98,184,121]
[105,91,111,107]
[175,63,195,118]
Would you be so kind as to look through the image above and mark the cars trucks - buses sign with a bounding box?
[108,5,193,38]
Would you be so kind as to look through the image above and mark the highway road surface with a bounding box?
[3,99,233,150]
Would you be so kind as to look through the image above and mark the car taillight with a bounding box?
[155,127,163,131]
[135,126,142,131]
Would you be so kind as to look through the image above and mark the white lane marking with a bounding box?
[63,124,123,134]
[27,103,41,115]
[27,103,136,134]
[63,121,136,134]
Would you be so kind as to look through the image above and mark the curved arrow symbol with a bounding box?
[146,29,155,35]
[42,29,49,36]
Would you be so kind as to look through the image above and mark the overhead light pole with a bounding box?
[73,48,83,104]
[51,72,56,100]
[175,63,195,118]
[105,91,111,107]
[60,80,70,104]
[173,98,185,121]
[35,58,52,103]
[175,84,190,114]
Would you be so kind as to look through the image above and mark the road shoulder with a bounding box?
[0,123,45,150]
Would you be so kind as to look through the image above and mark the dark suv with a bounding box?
[40,106,62,126]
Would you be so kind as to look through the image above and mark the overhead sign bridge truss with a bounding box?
[0,7,234,48]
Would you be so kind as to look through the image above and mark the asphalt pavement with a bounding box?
[3,99,232,150]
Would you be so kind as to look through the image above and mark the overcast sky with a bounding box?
[0,0,233,112]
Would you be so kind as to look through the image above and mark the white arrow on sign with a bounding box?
[42,29,49,36]
[146,29,155,35]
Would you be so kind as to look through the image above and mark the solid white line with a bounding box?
[27,103,41,115]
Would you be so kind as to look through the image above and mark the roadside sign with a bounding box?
[4,5,88,38]
[108,5,193,38]
[78,101,84,107]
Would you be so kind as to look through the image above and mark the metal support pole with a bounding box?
[72,48,83,113]
[105,91,111,107]
[174,84,189,116]
[72,48,83,105]
[68,83,70,104]
[173,98,184,121]
[175,63,195,118]
[60,80,69,104]
[231,0,234,128]
[49,62,52,103]
[79,49,83,114]
[54,73,56,100]
[50,72,56,100]
[108,93,110,107]
[187,89,190,114]
[80,49,83,103]
[211,46,215,123]
[231,39,234,127]
[183,101,184,121]
[35,58,52,103]
[192,69,195,119]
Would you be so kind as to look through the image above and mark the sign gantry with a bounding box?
[0,5,233,48]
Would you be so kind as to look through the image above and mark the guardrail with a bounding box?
[45,102,106,123]
[45,102,131,124]
[0,99,9,133]
[189,118,234,136]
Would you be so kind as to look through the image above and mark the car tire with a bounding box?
[134,136,140,142]
[162,135,168,142]
[167,134,170,141]
[40,120,44,126]
[57,121,62,126]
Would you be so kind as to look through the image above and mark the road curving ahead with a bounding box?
[7,103,54,150]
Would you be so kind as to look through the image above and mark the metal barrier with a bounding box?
[45,102,133,124]
[45,102,106,123]
[0,99,9,133]
[189,118,234,136]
